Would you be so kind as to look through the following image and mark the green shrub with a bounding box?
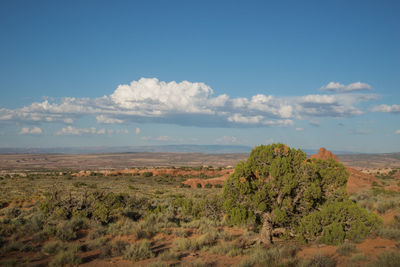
[196,183,202,188]
[214,184,223,188]
[158,249,180,261]
[123,240,154,262]
[320,222,345,245]
[298,200,382,244]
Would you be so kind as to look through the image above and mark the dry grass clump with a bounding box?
[123,240,154,262]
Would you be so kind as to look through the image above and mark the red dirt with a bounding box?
[182,176,231,188]
[346,167,380,195]
[379,209,397,225]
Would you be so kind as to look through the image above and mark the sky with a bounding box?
[0,0,399,153]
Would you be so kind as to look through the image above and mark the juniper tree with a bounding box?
[223,143,380,244]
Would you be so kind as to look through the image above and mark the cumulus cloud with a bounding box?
[320,82,372,93]
[135,128,141,134]
[0,78,377,128]
[396,130,400,135]
[295,127,304,131]
[371,104,400,113]
[19,126,42,135]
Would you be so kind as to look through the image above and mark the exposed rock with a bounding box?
[310,147,338,161]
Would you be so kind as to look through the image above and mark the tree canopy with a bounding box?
[223,143,381,244]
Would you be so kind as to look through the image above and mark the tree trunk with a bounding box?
[260,213,273,245]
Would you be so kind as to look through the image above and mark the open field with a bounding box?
[0,151,400,266]
[0,153,248,171]
[1,151,400,171]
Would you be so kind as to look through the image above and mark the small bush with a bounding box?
[55,221,76,241]
[41,241,67,255]
[350,253,369,263]
[49,250,82,267]
[158,249,179,261]
[236,246,280,267]
[173,238,198,252]
[377,227,400,240]
[336,242,358,256]
[369,251,400,267]
[142,172,153,177]
[148,261,168,267]
[196,183,202,188]
[85,236,107,251]
[214,184,223,188]
[32,230,49,243]
[209,243,242,257]
[123,240,154,262]
[377,200,397,214]
[204,183,212,188]
[302,254,336,267]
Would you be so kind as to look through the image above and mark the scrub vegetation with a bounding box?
[0,144,399,266]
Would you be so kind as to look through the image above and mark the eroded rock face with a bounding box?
[310,147,338,161]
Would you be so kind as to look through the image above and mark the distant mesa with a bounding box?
[310,147,338,161]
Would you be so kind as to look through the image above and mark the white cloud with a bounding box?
[63,118,74,124]
[396,130,400,135]
[96,115,124,124]
[300,94,337,104]
[19,126,42,135]
[296,127,304,131]
[0,78,378,128]
[110,78,215,114]
[140,135,171,141]
[320,81,372,92]
[371,104,400,113]
[55,126,127,136]
[135,128,141,134]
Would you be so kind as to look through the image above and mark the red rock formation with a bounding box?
[310,147,338,161]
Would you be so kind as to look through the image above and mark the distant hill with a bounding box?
[0,145,359,155]
[0,145,252,154]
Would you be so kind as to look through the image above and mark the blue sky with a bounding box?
[0,0,399,153]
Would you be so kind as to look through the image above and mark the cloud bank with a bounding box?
[371,104,400,113]
[320,82,372,93]
[0,78,382,128]
[20,126,43,135]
